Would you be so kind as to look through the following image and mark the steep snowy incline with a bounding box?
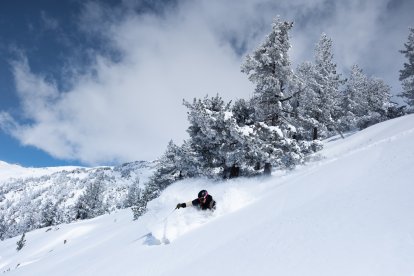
[1,114,414,276]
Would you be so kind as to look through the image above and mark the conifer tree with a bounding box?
[341,65,369,129]
[126,180,144,220]
[40,200,58,228]
[399,27,414,107]
[125,179,141,208]
[295,34,342,139]
[295,61,322,139]
[74,177,105,220]
[140,140,190,210]
[239,17,319,170]
[341,65,391,129]
[0,215,6,241]
[183,95,236,176]
[241,17,294,126]
[312,33,342,137]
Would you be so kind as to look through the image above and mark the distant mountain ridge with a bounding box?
[0,161,83,182]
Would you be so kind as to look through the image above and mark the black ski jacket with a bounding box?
[185,194,216,210]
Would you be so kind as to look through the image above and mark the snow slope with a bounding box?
[1,114,414,276]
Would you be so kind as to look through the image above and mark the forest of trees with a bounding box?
[1,18,413,239]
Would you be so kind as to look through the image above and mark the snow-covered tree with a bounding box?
[295,62,320,139]
[241,17,294,126]
[19,200,41,233]
[399,27,414,107]
[125,178,141,208]
[141,140,190,208]
[341,65,369,129]
[74,177,106,220]
[183,95,236,176]
[232,98,255,127]
[40,199,58,228]
[341,65,391,129]
[361,77,391,127]
[312,33,342,137]
[126,180,144,220]
[238,18,321,169]
[294,34,342,140]
[0,215,6,241]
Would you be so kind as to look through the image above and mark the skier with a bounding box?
[176,190,216,211]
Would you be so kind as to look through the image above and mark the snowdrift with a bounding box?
[1,114,414,276]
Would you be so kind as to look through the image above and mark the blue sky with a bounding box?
[0,0,413,168]
[0,0,86,167]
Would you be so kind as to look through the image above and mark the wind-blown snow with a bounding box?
[1,115,414,276]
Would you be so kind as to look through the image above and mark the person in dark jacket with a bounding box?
[176,190,216,211]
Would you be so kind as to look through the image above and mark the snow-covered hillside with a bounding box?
[1,114,414,276]
[0,161,155,239]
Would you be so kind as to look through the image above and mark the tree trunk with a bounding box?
[264,163,272,175]
[313,127,318,140]
[229,164,240,178]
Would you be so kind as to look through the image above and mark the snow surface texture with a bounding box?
[1,114,414,275]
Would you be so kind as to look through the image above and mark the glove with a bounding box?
[176,203,186,209]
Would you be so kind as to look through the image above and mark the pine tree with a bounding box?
[183,95,236,176]
[140,140,191,212]
[295,61,322,139]
[399,27,414,107]
[40,200,58,228]
[0,215,6,241]
[125,179,141,208]
[20,204,40,234]
[360,77,391,127]
[341,65,391,129]
[74,176,105,220]
[240,17,321,171]
[294,34,342,139]
[312,33,342,137]
[341,65,369,130]
[126,180,145,220]
[241,17,294,126]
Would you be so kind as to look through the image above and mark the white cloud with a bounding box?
[2,0,413,165]
[40,10,59,30]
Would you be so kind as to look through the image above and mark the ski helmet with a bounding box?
[198,190,208,199]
